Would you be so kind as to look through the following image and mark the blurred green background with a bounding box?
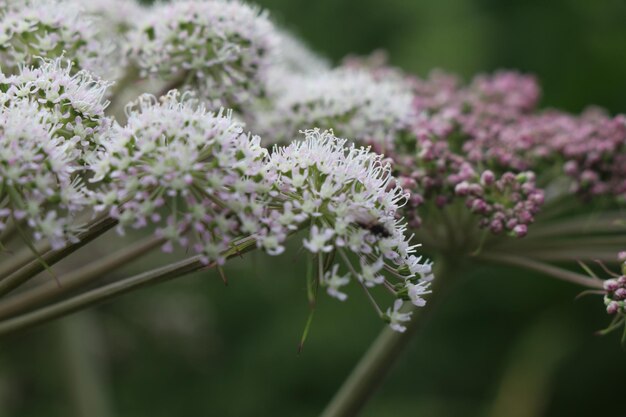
[2,0,626,416]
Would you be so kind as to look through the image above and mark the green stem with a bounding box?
[57,314,114,417]
[0,218,18,246]
[0,234,165,320]
[528,212,625,238]
[0,216,117,296]
[501,235,626,250]
[513,249,619,263]
[477,252,604,289]
[0,255,206,337]
[320,261,454,417]
[0,236,259,337]
[0,239,51,279]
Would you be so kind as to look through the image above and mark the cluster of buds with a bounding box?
[127,0,276,112]
[370,66,626,241]
[389,71,544,235]
[492,110,626,199]
[455,171,544,237]
[604,276,626,316]
[602,253,626,317]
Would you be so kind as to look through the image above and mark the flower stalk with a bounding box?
[0,234,165,320]
[0,216,117,294]
[320,260,453,417]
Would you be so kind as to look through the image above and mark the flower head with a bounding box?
[0,58,113,161]
[258,67,414,146]
[127,0,277,111]
[90,90,268,263]
[0,100,86,248]
[0,0,119,78]
[264,129,432,327]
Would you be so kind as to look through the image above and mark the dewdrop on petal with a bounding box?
[127,0,277,111]
[0,0,119,78]
[0,100,87,249]
[89,90,269,263]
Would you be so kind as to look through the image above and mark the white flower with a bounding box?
[323,265,350,301]
[406,281,431,307]
[303,225,335,253]
[359,258,385,287]
[386,299,412,333]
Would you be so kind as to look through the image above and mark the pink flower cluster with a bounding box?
[604,277,626,316]
[385,69,626,237]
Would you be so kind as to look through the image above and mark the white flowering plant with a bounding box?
[0,0,624,415]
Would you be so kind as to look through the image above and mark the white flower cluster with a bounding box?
[257,68,415,147]
[90,91,269,263]
[0,100,87,249]
[0,59,113,161]
[127,0,277,111]
[0,1,433,331]
[0,57,112,248]
[0,0,119,78]
[91,100,432,329]
[264,129,432,330]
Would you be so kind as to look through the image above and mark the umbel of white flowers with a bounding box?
[0,0,122,79]
[127,0,276,111]
[91,90,432,330]
[0,0,435,332]
[255,67,415,148]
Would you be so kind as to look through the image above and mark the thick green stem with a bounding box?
[0,216,117,295]
[57,314,114,417]
[0,234,165,320]
[320,261,454,417]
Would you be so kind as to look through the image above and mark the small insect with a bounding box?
[353,210,393,238]
[356,220,392,238]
